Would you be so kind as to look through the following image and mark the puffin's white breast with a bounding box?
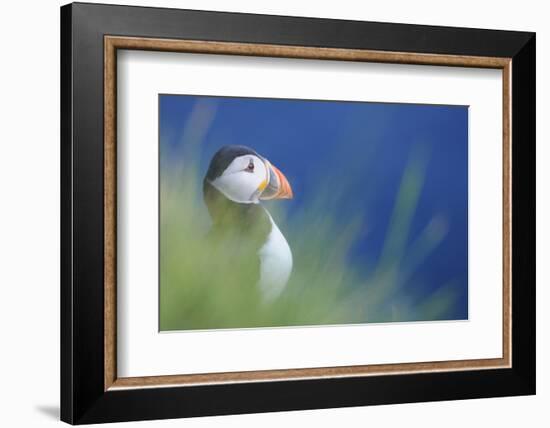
[258,212,293,301]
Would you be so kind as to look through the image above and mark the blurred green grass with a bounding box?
[159,102,460,331]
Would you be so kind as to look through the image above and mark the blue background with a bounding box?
[160,95,469,319]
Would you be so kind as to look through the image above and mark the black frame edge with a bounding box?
[60,3,74,425]
[61,2,536,424]
[510,33,536,394]
[70,1,533,57]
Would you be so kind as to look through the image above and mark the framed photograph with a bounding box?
[60,2,535,424]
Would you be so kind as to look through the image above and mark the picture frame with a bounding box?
[60,2,535,424]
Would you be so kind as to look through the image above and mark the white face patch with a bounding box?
[210,154,268,203]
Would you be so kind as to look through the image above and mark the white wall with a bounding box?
[0,0,546,426]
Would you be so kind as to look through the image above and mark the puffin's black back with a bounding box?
[202,145,272,293]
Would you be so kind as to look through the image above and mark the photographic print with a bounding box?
[62,7,534,422]
[159,94,468,331]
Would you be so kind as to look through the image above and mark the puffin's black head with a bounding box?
[203,145,293,206]
[205,145,260,182]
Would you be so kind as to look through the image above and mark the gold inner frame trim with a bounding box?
[104,35,512,391]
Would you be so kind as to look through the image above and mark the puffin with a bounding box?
[203,145,293,301]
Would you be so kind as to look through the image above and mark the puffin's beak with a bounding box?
[259,160,293,200]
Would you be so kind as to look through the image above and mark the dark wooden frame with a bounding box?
[104,36,513,389]
[61,2,536,424]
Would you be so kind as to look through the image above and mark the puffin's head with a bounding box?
[204,145,293,204]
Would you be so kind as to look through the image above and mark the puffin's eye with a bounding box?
[245,161,254,172]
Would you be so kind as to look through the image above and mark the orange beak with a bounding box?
[259,160,293,200]
[270,163,293,199]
